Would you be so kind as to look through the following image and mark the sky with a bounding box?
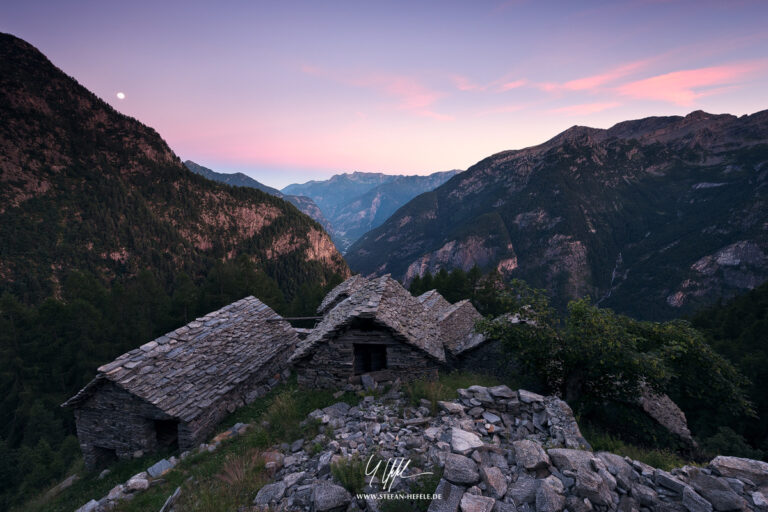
[3,0,768,189]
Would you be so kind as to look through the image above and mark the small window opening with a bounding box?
[93,446,117,467]
[353,344,387,374]
[154,419,179,448]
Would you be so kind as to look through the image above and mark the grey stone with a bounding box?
[688,468,747,511]
[283,471,306,488]
[617,495,640,512]
[565,495,594,512]
[147,458,174,478]
[710,456,768,486]
[313,482,352,511]
[254,481,287,506]
[323,402,351,418]
[107,484,125,500]
[291,438,304,452]
[655,469,688,494]
[630,482,658,507]
[752,491,768,508]
[481,466,508,499]
[428,479,466,512]
[513,440,550,470]
[445,453,481,485]
[98,469,111,480]
[518,390,545,403]
[361,374,375,390]
[468,386,494,404]
[451,428,483,454]
[508,474,538,505]
[682,486,713,512]
[440,401,466,414]
[597,452,637,490]
[488,385,516,399]
[125,472,149,492]
[492,501,518,512]
[482,411,501,424]
[536,479,566,512]
[74,499,100,512]
[460,492,496,512]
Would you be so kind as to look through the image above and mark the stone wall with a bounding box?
[295,324,441,388]
[74,381,177,468]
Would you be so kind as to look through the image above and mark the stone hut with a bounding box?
[290,276,484,388]
[63,297,297,468]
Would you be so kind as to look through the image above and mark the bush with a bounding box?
[702,427,764,460]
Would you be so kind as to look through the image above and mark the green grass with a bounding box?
[405,371,503,415]
[331,456,368,494]
[583,425,691,471]
[24,377,360,512]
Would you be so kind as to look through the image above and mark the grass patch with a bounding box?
[583,425,691,471]
[331,456,368,494]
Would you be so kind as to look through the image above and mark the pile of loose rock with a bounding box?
[77,383,768,512]
[248,384,768,512]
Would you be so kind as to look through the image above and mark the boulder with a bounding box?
[125,472,150,492]
[710,456,768,486]
[460,492,496,512]
[445,453,480,485]
[518,390,545,403]
[752,491,768,508]
[322,402,351,418]
[428,479,466,512]
[74,499,99,512]
[440,401,466,414]
[597,452,638,490]
[688,468,748,511]
[282,471,306,489]
[147,458,174,478]
[488,385,516,399]
[507,474,537,505]
[513,440,550,470]
[481,466,508,499]
[313,482,352,511]
[451,428,483,454]
[654,468,687,494]
[682,486,713,512]
[536,479,566,512]
[548,449,612,507]
[253,481,286,506]
[361,374,375,390]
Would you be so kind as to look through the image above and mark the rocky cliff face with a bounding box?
[283,170,458,252]
[347,110,768,319]
[184,160,334,234]
[0,33,349,301]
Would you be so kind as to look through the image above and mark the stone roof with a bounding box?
[292,275,447,363]
[438,300,485,355]
[417,289,452,317]
[316,274,368,315]
[63,297,297,422]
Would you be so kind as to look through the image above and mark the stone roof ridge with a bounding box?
[316,275,369,314]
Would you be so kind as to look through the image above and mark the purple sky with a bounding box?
[3,0,768,188]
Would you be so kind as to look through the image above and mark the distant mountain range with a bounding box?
[0,33,348,303]
[283,170,458,252]
[183,160,333,234]
[347,110,768,320]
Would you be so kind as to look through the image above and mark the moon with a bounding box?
[116,92,126,100]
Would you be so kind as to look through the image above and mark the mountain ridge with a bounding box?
[0,32,349,302]
[347,109,768,319]
[282,170,459,252]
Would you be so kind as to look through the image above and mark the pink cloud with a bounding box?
[452,75,484,91]
[303,64,451,120]
[617,61,766,105]
[539,59,650,93]
[550,102,621,116]
[498,79,527,91]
